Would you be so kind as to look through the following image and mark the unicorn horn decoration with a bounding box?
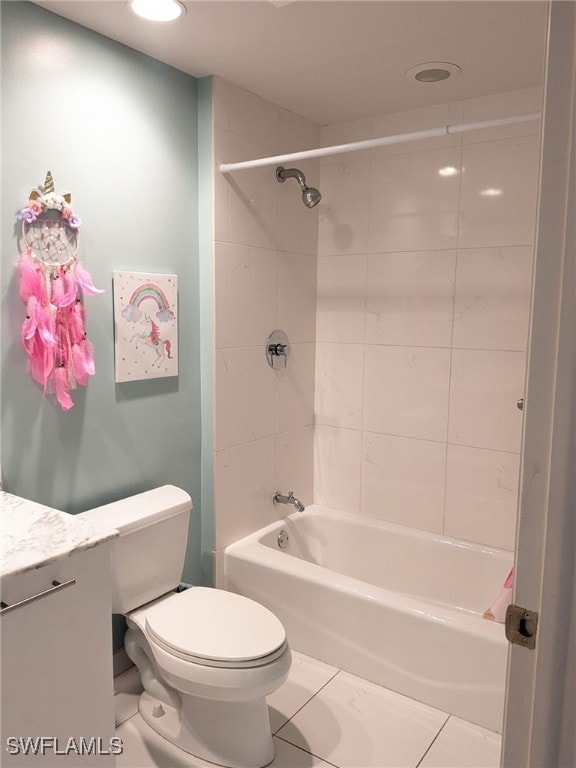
[43,170,55,194]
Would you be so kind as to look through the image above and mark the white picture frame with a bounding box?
[113,270,178,382]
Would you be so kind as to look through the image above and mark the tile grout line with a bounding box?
[443,136,465,536]
[414,714,452,768]
[274,733,342,768]
[273,668,341,736]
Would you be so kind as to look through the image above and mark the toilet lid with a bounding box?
[145,587,287,665]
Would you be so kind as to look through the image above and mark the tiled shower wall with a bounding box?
[314,87,542,551]
[212,78,320,559]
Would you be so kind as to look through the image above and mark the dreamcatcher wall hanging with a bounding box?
[17,171,103,411]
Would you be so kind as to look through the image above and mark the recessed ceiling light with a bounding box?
[406,62,461,83]
[481,188,503,197]
[129,0,185,22]
[438,166,459,177]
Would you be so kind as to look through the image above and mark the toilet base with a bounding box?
[139,690,275,768]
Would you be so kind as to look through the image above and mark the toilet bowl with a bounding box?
[79,486,291,768]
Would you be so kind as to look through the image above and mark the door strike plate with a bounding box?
[505,604,539,650]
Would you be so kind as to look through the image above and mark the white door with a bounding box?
[502,2,576,766]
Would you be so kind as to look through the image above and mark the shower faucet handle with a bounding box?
[268,342,287,356]
[266,330,290,369]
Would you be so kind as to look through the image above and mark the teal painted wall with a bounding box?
[1,3,208,645]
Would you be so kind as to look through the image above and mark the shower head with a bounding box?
[276,166,322,209]
[302,185,322,209]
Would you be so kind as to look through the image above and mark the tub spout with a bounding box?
[273,490,305,513]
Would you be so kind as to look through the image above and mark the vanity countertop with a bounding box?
[0,491,118,579]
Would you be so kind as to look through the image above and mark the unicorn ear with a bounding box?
[29,188,42,201]
[62,192,72,204]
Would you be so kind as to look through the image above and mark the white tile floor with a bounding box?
[115,651,502,768]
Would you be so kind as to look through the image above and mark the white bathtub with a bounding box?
[224,505,513,733]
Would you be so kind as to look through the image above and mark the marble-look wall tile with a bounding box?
[277,251,317,344]
[320,117,372,151]
[212,77,229,131]
[315,342,364,429]
[453,246,534,351]
[449,349,526,453]
[214,241,230,349]
[317,158,370,256]
[312,89,538,550]
[214,437,276,550]
[461,87,543,144]
[214,128,230,243]
[229,347,276,447]
[458,134,540,249]
[363,346,451,442]
[212,79,319,550]
[368,146,461,253]
[365,250,456,347]
[316,254,367,344]
[371,101,464,156]
[275,426,314,508]
[228,133,279,250]
[213,449,231,551]
[214,84,538,553]
[229,244,277,348]
[314,425,362,514]
[227,81,282,151]
[361,433,446,533]
[214,349,230,452]
[445,444,520,550]
[277,342,316,433]
[279,108,321,154]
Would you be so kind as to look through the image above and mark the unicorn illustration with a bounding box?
[131,317,173,366]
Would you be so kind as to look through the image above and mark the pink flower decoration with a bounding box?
[28,200,43,215]
[61,204,74,220]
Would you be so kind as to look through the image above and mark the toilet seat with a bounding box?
[144,587,287,669]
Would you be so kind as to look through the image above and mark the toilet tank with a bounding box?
[78,485,191,614]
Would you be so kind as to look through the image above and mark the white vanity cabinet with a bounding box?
[0,496,118,767]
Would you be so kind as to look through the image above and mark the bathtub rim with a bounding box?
[227,504,514,559]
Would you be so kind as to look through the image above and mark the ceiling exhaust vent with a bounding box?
[406,62,461,83]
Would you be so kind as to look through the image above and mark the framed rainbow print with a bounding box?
[113,270,178,382]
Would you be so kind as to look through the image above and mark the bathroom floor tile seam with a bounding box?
[272,668,453,768]
[270,667,452,768]
[114,651,502,768]
[271,665,341,736]
[413,718,451,768]
[274,733,341,768]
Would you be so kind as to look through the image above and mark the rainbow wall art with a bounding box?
[113,270,178,382]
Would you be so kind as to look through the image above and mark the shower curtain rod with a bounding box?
[218,111,541,174]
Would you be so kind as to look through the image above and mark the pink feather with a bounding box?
[71,343,89,386]
[28,343,53,389]
[58,269,78,307]
[51,272,64,306]
[69,302,85,344]
[80,338,96,376]
[37,305,56,346]
[22,296,39,341]
[19,253,43,302]
[54,366,74,411]
[74,263,104,296]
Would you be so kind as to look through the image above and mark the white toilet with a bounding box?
[79,485,291,768]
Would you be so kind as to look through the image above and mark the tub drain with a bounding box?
[277,530,289,549]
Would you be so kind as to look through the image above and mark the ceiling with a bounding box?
[33,0,548,126]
